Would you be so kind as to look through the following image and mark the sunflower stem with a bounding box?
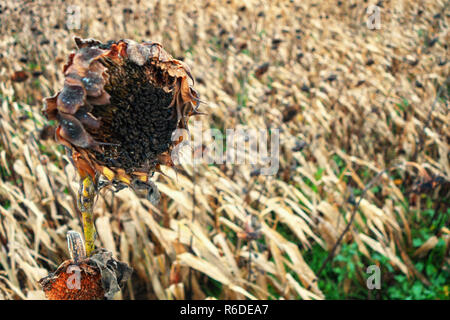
[77,175,96,256]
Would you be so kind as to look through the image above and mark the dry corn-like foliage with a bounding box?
[0,0,449,300]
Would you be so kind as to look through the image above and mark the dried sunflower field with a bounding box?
[0,0,449,300]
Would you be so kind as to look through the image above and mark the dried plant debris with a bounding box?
[39,249,132,300]
[89,249,133,300]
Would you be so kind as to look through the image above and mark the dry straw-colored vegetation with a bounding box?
[0,0,448,299]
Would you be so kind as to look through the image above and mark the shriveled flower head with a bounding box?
[43,37,200,188]
[39,249,132,300]
[39,258,104,300]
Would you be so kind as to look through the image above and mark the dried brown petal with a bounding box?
[57,85,85,114]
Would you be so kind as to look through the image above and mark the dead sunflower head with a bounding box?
[43,37,200,190]
[39,249,132,300]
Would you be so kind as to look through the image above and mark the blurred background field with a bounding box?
[0,0,448,300]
